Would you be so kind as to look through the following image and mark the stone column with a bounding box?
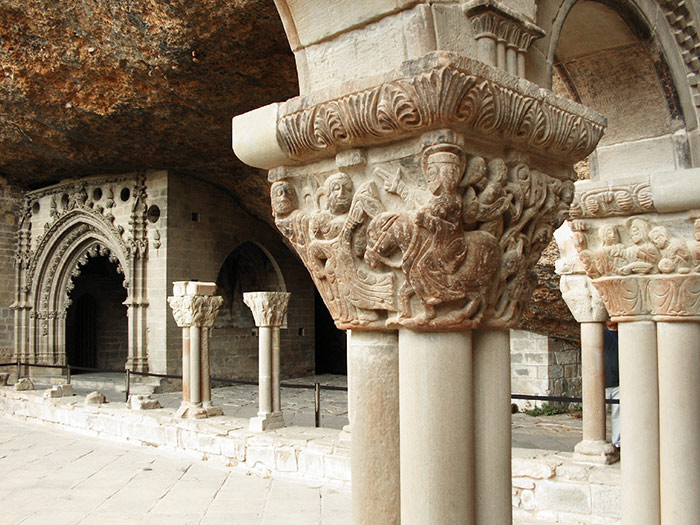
[554,224,618,464]
[570,171,700,524]
[618,321,659,525]
[168,281,223,419]
[657,321,700,524]
[243,291,290,432]
[348,330,399,525]
[233,2,604,521]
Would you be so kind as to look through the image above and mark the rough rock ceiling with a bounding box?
[0,0,298,222]
[0,0,576,341]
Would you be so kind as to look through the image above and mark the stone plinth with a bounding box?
[168,281,223,419]
[243,292,290,432]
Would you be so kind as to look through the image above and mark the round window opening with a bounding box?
[120,187,130,202]
[92,188,103,201]
[147,205,161,223]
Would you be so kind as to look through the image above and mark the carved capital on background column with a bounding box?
[571,173,700,321]
[168,281,223,328]
[554,222,608,323]
[235,51,605,332]
[243,292,291,327]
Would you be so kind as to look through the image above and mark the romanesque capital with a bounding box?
[243,292,291,327]
[168,281,223,328]
[234,52,606,332]
[570,172,700,321]
[554,222,608,323]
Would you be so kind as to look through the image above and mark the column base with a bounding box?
[573,439,620,464]
[175,401,223,419]
[338,424,351,442]
[249,412,285,432]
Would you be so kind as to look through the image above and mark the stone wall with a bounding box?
[165,172,316,380]
[0,178,21,363]
[510,330,581,410]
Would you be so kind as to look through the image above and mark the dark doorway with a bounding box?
[65,254,128,371]
[314,289,347,374]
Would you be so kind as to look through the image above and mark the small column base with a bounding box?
[574,439,619,464]
[249,412,285,432]
[338,424,351,442]
[175,401,223,419]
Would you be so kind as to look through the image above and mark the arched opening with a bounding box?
[65,254,128,370]
[211,242,285,379]
[552,0,687,180]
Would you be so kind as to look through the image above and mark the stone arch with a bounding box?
[544,0,699,178]
[16,208,138,369]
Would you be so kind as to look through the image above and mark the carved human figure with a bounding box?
[365,142,500,328]
[460,156,487,225]
[649,225,691,274]
[594,224,624,276]
[476,158,512,237]
[620,217,660,274]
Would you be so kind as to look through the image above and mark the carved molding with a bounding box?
[277,53,605,165]
[243,292,291,327]
[570,181,655,219]
[272,130,575,331]
[168,295,224,328]
[466,3,544,51]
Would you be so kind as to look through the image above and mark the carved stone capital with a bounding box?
[559,274,608,323]
[571,210,700,321]
[168,281,223,328]
[464,1,545,50]
[243,292,291,327]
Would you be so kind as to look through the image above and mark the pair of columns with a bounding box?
[348,328,511,524]
[168,281,224,418]
[243,292,290,432]
[568,171,700,524]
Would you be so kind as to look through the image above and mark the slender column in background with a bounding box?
[244,291,290,432]
[168,281,223,419]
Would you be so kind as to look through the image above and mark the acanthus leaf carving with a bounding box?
[168,295,224,328]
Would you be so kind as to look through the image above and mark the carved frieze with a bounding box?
[569,181,655,219]
[276,53,605,165]
[271,129,574,331]
[573,214,700,321]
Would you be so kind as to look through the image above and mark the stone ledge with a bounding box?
[0,387,350,488]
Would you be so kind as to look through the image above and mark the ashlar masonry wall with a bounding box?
[0,177,21,363]
[510,329,581,410]
[164,172,316,380]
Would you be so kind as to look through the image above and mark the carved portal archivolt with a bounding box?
[12,174,151,371]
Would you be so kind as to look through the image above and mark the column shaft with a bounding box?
[190,326,201,404]
[182,328,190,402]
[272,327,281,413]
[399,329,473,525]
[618,321,659,525]
[348,330,400,525]
[201,328,211,405]
[258,326,273,415]
[657,321,700,525]
[581,322,606,442]
[472,328,511,525]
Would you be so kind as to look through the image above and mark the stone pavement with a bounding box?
[0,417,350,524]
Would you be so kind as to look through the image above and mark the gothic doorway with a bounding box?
[65,254,128,371]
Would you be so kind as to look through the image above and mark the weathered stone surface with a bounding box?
[85,391,107,406]
[0,0,297,224]
[127,393,161,410]
[15,377,34,391]
[0,372,9,386]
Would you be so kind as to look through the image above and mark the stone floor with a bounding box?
[0,372,610,524]
[0,417,349,524]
